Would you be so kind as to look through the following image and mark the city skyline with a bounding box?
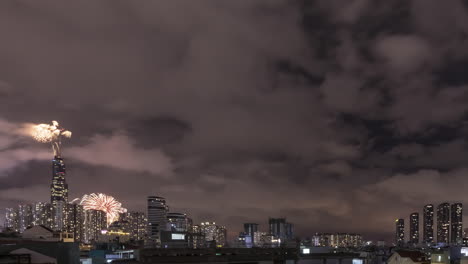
[1,0,468,243]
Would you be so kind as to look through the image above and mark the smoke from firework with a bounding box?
[29,121,71,156]
[80,193,127,226]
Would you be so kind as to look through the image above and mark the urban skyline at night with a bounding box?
[1,0,468,246]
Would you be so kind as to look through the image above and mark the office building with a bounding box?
[437,203,450,244]
[199,222,227,247]
[395,219,405,245]
[269,218,295,241]
[451,203,463,245]
[147,196,169,246]
[409,212,419,244]
[167,213,191,232]
[423,204,434,243]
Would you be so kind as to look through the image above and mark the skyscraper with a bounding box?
[451,203,463,245]
[51,157,68,205]
[423,204,434,244]
[395,219,404,245]
[18,204,33,233]
[147,196,169,247]
[51,157,68,231]
[5,207,19,232]
[409,213,419,244]
[437,203,450,244]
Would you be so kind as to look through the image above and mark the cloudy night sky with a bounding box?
[1,0,468,242]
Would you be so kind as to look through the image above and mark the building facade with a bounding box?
[84,209,107,243]
[423,204,434,244]
[396,219,405,245]
[437,203,450,244]
[147,196,169,247]
[409,213,419,244]
[451,203,463,245]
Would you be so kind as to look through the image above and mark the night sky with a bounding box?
[0,0,468,242]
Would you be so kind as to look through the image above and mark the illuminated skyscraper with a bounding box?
[423,204,434,243]
[395,219,405,245]
[199,222,227,247]
[84,209,107,243]
[51,157,68,231]
[51,157,68,205]
[437,203,450,244]
[451,203,463,245]
[409,213,419,244]
[147,196,169,247]
[269,218,293,241]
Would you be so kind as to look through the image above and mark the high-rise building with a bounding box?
[51,157,68,232]
[147,196,169,246]
[167,213,190,232]
[244,223,258,244]
[423,204,434,244]
[285,222,294,240]
[410,213,419,244]
[395,219,405,245]
[51,157,68,205]
[437,203,450,244]
[5,207,19,232]
[84,209,107,243]
[451,203,463,245]
[18,204,33,233]
[65,203,84,242]
[121,211,148,241]
[32,202,53,228]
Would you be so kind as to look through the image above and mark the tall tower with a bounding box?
[451,203,463,245]
[147,196,169,247]
[269,218,286,240]
[423,204,434,244]
[409,213,419,244]
[395,219,405,246]
[51,156,69,231]
[51,156,68,204]
[437,203,450,244]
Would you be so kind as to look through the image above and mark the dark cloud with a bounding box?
[0,0,468,243]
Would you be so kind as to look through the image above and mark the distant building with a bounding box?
[18,204,33,233]
[244,223,258,245]
[410,213,419,244]
[50,156,69,232]
[120,211,147,242]
[437,203,450,244]
[268,218,293,242]
[199,222,227,247]
[5,207,19,232]
[395,219,405,246]
[451,203,463,245]
[311,233,362,247]
[423,204,434,244]
[167,213,191,232]
[32,202,53,229]
[147,196,169,247]
[64,203,84,243]
[84,209,107,243]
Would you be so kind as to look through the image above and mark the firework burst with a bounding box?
[80,193,127,225]
[29,121,72,156]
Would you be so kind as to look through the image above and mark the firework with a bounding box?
[29,121,71,156]
[80,193,127,225]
